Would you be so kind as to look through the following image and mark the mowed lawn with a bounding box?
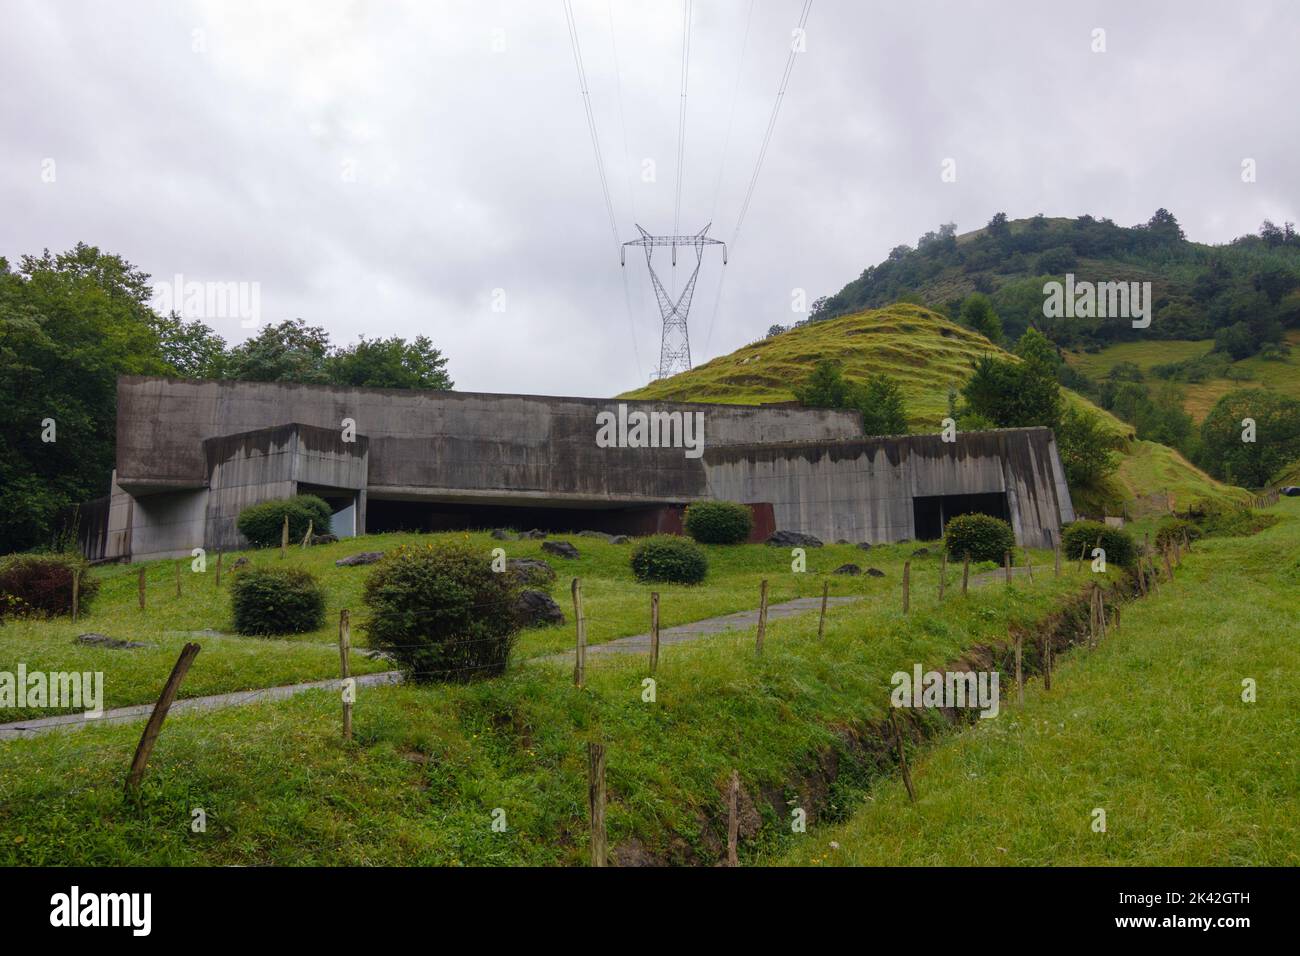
[774,499,1300,866]
[2,532,971,720]
[1,533,1095,866]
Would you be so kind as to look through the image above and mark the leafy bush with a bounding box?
[630,536,708,585]
[684,500,753,544]
[943,513,1016,564]
[363,542,518,682]
[1061,520,1136,566]
[230,565,326,635]
[1155,517,1201,551]
[0,553,99,619]
[236,495,333,548]
[1198,506,1277,539]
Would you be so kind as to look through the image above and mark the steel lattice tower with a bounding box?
[621,223,727,379]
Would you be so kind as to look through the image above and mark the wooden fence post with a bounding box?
[1054,540,1061,578]
[1025,549,1033,582]
[301,519,314,548]
[215,550,222,589]
[71,568,81,623]
[1043,632,1052,691]
[572,578,586,688]
[649,592,660,673]
[727,770,740,867]
[588,742,607,867]
[137,566,146,610]
[280,514,289,558]
[902,561,911,614]
[1076,544,1088,573]
[175,559,182,597]
[124,642,201,796]
[1003,550,1012,584]
[888,709,916,803]
[961,554,969,595]
[1163,546,1174,582]
[817,580,829,638]
[756,579,768,654]
[339,609,353,741]
[1097,586,1108,644]
[938,553,947,602]
[1173,538,1182,567]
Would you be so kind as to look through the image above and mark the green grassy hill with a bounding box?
[621,304,1247,514]
[1065,329,1300,423]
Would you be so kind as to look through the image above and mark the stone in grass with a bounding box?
[490,529,518,541]
[519,529,548,540]
[911,547,930,557]
[310,534,338,546]
[541,540,580,559]
[231,557,251,570]
[506,558,556,588]
[335,551,385,567]
[75,633,154,650]
[766,530,824,548]
[832,564,862,575]
[514,589,565,628]
[857,542,872,551]
[865,568,885,577]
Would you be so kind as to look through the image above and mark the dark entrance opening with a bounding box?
[912,491,1010,541]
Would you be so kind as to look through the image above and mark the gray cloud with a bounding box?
[3,0,1297,396]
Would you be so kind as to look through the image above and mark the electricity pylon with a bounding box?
[621,223,727,379]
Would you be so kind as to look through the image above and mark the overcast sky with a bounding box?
[3,0,1298,397]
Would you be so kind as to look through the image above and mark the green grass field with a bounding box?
[1,532,1099,866]
[774,499,1300,866]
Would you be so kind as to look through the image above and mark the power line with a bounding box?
[670,0,693,296]
[563,0,643,378]
[730,0,813,252]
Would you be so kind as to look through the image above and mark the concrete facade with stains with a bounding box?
[88,376,1074,560]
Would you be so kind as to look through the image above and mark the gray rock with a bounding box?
[609,535,630,544]
[75,633,154,650]
[832,564,862,575]
[310,533,338,546]
[519,529,548,540]
[490,529,518,541]
[911,547,931,557]
[865,567,885,577]
[514,589,565,628]
[578,530,614,541]
[857,542,873,551]
[231,557,251,570]
[541,540,580,559]
[835,539,850,545]
[766,530,824,548]
[335,551,385,567]
[506,557,556,587]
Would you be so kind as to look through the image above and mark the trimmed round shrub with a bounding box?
[236,495,333,548]
[1061,520,1136,567]
[363,542,518,683]
[230,565,326,635]
[630,536,708,584]
[943,513,1015,564]
[684,500,753,545]
[0,553,99,620]
[1155,517,1202,551]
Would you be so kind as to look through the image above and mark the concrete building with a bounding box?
[79,376,1074,561]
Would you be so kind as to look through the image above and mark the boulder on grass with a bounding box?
[542,540,580,560]
[832,564,862,575]
[865,567,885,577]
[506,558,556,588]
[490,529,518,541]
[766,530,824,548]
[335,551,385,567]
[310,534,338,546]
[857,542,872,551]
[514,589,565,627]
[519,529,548,540]
[911,547,930,557]
[75,633,154,650]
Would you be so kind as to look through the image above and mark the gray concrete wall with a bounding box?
[702,428,1072,546]
[129,488,209,561]
[116,377,864,505]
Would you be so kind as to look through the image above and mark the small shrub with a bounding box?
[0,553,99,619]
[684,500,753,545]
[1061,520,1135,566]
[630,536,708,584]
[1198,506,1277,539]
[230,565,326,635]
[236,495,333,548]
[943,513,1016,564]
[1155,517,1201,551]
[363,542,518,682]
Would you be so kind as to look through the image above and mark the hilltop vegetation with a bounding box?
[809,211,1300,357]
